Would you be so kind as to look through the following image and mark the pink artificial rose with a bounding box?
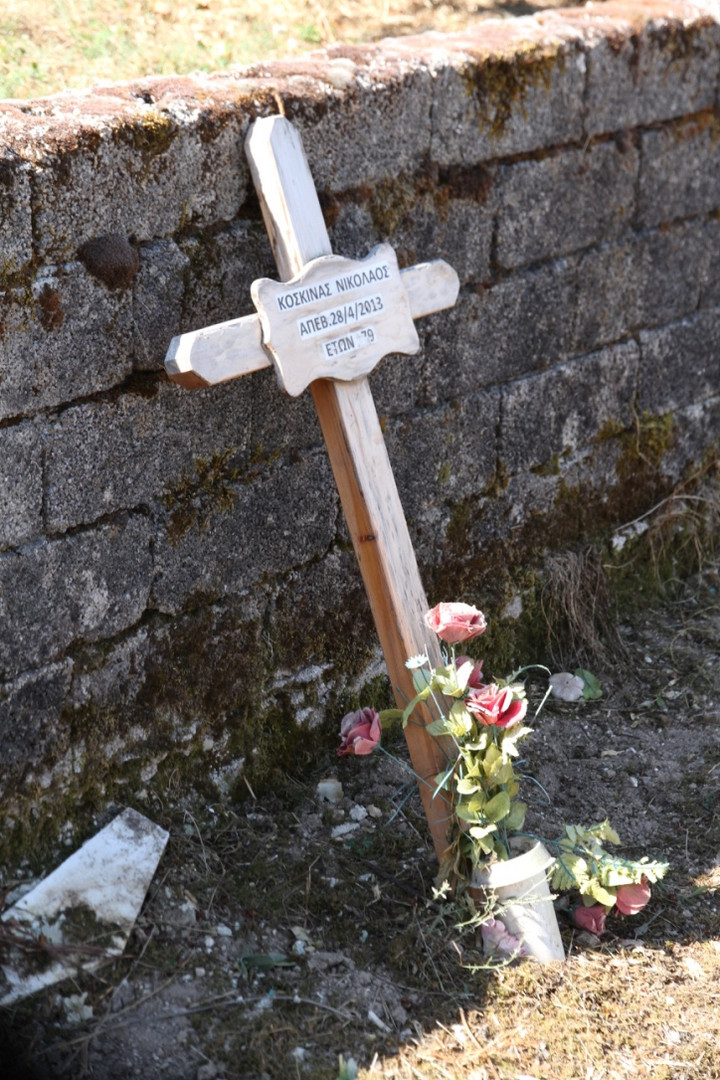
[466,684,528,728]
[424,603,487,645]
[480,916,526,957]
[337,707,381,756]
[456,656,485,688]
[573,903,607,936]
[615,878,651,916]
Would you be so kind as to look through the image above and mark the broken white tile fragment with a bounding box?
[0,808,168,1005]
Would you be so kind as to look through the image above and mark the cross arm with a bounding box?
[164,259,459,390]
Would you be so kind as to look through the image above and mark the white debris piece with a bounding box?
[0,808,168,1005]
[316,778,344,803]
[331,822,361,839]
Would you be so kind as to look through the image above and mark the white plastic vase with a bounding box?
[472,840,565,962]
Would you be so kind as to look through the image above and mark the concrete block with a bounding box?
[268,551,374,701]
[0,514,153,679]
[151,449,337,615]
[637,116,720,228]
[659,396,720,483]
[329,173,494,287]
[500,342,639,474]
[368,351,418,418]
[421,260,577,401]
[573,221,708,350]
[178,221,277,335]
[0,154,32,276]
[637,310,720,413]
[388,183,494,288]
[496,140,638,270]
[133,240,190,371]
[700,218,720,308]
[288,62,435,190]
[384,392,500,525]
[44,379,255,532]
[0,662,72,779]
[0,423,43,550]
[30,100,249,262]
[245,366,324,457]
[328,202,377,261]
[427,28,586,164]
[67,629,150,715]
[574,7,720,135]
[0,263,133,420]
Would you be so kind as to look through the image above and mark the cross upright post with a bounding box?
[165,115,460,861]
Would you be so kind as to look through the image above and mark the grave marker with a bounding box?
[165,116,460,860]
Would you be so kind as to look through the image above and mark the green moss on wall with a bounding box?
[461,45,562,139]
[431,412,718,671]
[366,175,422,239]
[114,109,179,161]
[163,448,240,542]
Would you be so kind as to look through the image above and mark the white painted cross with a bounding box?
[165,116,459,860]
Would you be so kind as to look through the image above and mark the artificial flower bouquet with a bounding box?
[338,602,667,952]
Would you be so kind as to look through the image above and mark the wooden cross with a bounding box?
[165,116,459,861]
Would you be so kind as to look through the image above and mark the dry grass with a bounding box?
[1,0,578,99]
[542,546,626,668]
[361,940,720,1080]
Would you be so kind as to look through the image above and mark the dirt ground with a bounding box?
[0,554,718,1080]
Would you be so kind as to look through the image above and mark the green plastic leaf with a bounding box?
[589,820,621,846]
[489,764,516,789]
[378,709,404,726]
[483,790,512,824]
[639,858,669,883]
[498,725,532,759]
[551,862,578,893]
[468,823,496,840]
[432,764,456,797]
[240,952,294,970]
[505,776,520,798]
[456,775,481,795]
[504,800,527,831]
[447,700,473,738]
[462,730,491,753]
[455,801,482,823]
[466,793,489,814]
[425,717,451,737]
[412,667,433,693]
[472,832,497,855]
[453,660,474,694]
[583,880,616,907]
[604,866,639,887]
[458,752,481,777]
[402,687,430,725]
[480,743,502,776]
[433,664,464,696]
[575,668,603,700]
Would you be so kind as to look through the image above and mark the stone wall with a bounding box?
[0,0,718,856]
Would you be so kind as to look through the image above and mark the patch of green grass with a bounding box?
[1,0,578,100]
